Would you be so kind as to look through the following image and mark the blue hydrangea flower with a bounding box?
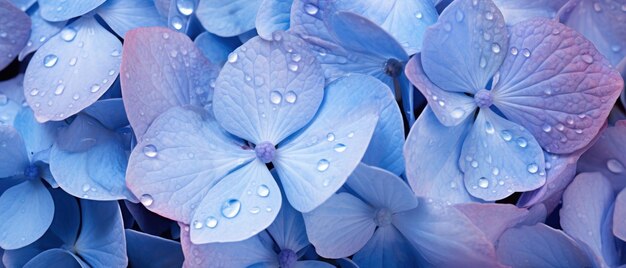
[122,28,388,243]
[404,0,623,201]
[2,190,127,267]
[21,0,164,122]
[0,0,30,70]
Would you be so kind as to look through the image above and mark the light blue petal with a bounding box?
[190,160,281,244]
[274,74,384,212]
[404,107,476,204]
[74,200,127,267]
[393,201,500,267]
[267,200,308,252]
[560,172,619,267]
[13,107,63,157]
[255,0,292,40]
[0,126,28,178]
[213,32,324,145]
[238,29,258,44]
[493,0,566,25]
[295,261,334,268]
[18,7,65,61]
[23,249,84,268]
[0,180,54,250]
[455,203,529,244]
[38,0,105,21]
[180,226,276,267]
[421,0,508,94]
[492,18,623,154]
[7,0,36,11]
[96,0,166,38]
[303,192,376,258]
[125,229,184,268]
[194,32,241,66]
[352,226,420,268]
[0,0,30,70]
[496,223,593,268]
[23,16,122,122]
[121,27,218,140]
[196,0,261,37]
[405,54,477,126]
[82,98,128,130]
[0,75,25,127]
[460,109,546,201]
[126,106,255,223]
[614,188,626,241]
[50,114,134,201]
[346,163,417,213]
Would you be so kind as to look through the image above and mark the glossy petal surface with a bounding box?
[38,0,105,21]
[18,7,64,61]
[0,126,28,178]
[97,0,166,38]
[352,226,419,268]
[74,200,127,267]
[256,0,293,40]
[196,0,262,37]
[125,230,184,268]
[346,163,417,213]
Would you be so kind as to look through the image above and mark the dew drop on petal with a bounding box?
[516,137,528,148]
[221,199,241,218]
[193,220,203,229]
[326,133,335,141]
[205,217,218,228]
[60,28,76,42]
[176,0,195,16]
[527,163,539,174]
[317,159,329,172]
[478,178,489,188]
[143,144,158,158]
[140,194,154,206]
[43,54,58,67]
[581,54,594,64]
[334,143,346,152]
[606,159,624,174]
[304,3,319,15]
[451,108,465,119]
[256,185,270,197]
[227,52,238,63]
[284,91,297,103]
[270,91,282,104]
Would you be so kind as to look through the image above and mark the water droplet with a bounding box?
[69,57,77,66]
[415,12,423,19]
[500,130,512,141]
[485,12,494,20]
[510,47,518,55]
[176,0,195,16]
[348,132,354,138]
[516,137,528,148]
[478,178,489,188]
[491,43,501,53]
[288,63,299,72]
[479,57,487,68]
[72,94,80,100]
[249,207,260,214]
[622,4,626,12]
[593,2,602,12]
[193,220,203,229]
[607,159,624,174]
[485,121,495,134]
[29,88,39,96]
[527,163,539,174]
[143,144,158,158]
[291,53,302,62]
[322,178,330,187]
[206,217,218,228]
[171,16,184,30]
[334,143,346,152]
[82,183,90,192]
[326,133,335,141]
[522,49,531,58]
[492,168,500,176]
[140,194,154,206]
[257,185,270,197]
[304,3,319,15]
[90,84,101,93]
[111,49,120,57]
[317,159,330,172]
[451,108,465,119]
[471,161,479,168]
[221,199,241,218]
[581,54,594,64]
[443,23,452,31]
[555,124,565,131]
[60,27,76,42]
[612,45,622,52]
[162,32,169,39]
[450,182,457,189]
[270,91,282,104]
[542,124,552,133]
[455,10,464,22]
[284,91,297,103]
[227,52,238,63]
[498,180,505,186]
[43,54,58,67]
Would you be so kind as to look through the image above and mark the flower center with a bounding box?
[474,89,493,108]
[374,208,393,227]
[278,249,297,268]
[23,165,39,179]
[255,141,276,163]
[384,58,403,77]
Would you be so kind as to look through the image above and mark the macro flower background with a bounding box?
[0,0,624,267]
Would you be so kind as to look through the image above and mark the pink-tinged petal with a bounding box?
[455,203,528,244]
[492,18,624,154]
[121,27,218,140]
[0,0,30,70]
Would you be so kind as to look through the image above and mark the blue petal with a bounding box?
[559,0,626,66]
[38,0,105,21]
[213,32,324,145]
[492,0,567,25]
[50,114,135,201]
[23,249,84,268]
[18,7,65,61]
[74,200,127,267]
[295,260,335,268]
[455,203,529,244]
[13,107,63,157]
[303,193,376,258]
[82,98,129,130]
[23,16,122,122]
[421,0,508,94]
[194,32,241,66]
[267,200,308,253]
[180,226,276,267]
[346,163,417,213]
[492,18,623,154]
[0,0,30,70]
[126,107,255,223]
[393,201,500,267]
[7,0,36,11]
[460,109,546,201]
[405,54,477,126]
[274,74,385,212]
[0,126,28,178]
[125,229,184,268]
[190,160,281,244]
[121,27,219,140]
[560,172,619,267]
[0,75,26,127]
[0,180,54,250]
[96,0,166,38]
[47,188,80,246]
[124,201,173,236]
[352,226,420,268]
[496,223,593,268]
[196,0,262,37]
[255,0,293,40]
[614,188,626,242]
[578,122,626,191]
[404,107,476,204]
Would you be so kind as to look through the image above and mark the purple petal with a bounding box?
[578,121,626,191]
[455,203,528,243]
[614,188,626,242]
[0,0,30,70]
[346,163,418,213]
[38,0,105,21]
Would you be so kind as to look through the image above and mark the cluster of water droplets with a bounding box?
[169,0,195,31]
